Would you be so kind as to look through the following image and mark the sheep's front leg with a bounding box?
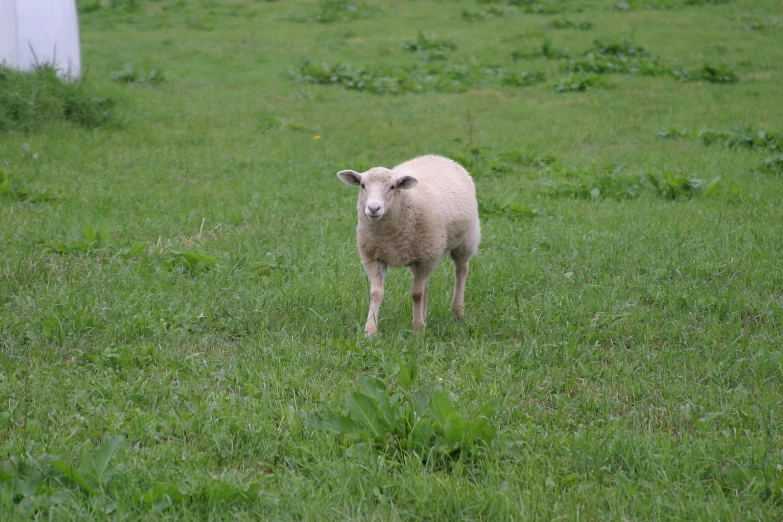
[410,262,436,334]
[363,261,387,336]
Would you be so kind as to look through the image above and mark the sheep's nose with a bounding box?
[367,205,380,215]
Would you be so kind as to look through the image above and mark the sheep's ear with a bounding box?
[396,175,418,190]
[337,170,362,186]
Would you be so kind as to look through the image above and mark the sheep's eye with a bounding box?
[360,183,365,189]
[389,185,395,191]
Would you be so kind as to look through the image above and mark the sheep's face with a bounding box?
[337,167,418,220]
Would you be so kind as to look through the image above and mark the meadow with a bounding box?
[1,0,783,519]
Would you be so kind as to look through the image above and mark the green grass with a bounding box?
[1,0,782,519]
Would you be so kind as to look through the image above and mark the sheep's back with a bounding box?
[392,155,478,226]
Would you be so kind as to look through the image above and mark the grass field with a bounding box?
[2,0,783,519]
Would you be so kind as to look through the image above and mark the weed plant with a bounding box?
[402,31,458,53]
[553,72,612,91]
[614,0,732,10]
[548,18,594,30]
[673,63,740,83]
[295,58,544,94]
[757,155,783,174]
[500,69,547,86]
[314,361,499,465]
[0,170,60,203]
[700,126,781,151]
[0,65,116,131]
[503,0,575,15]
[108,63,165,86]
[565,54,669,75]
[564,38,738,82]
[742,18,780,31]
[460,5,507,21]
[537,168,724,200]
[590,37,648,57]
[296,35,738,96]
[512,39,571,60]
[659,125,781,152]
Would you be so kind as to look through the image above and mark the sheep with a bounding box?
[337,154,481,335]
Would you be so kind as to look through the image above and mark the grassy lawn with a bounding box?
[2,0,782,519]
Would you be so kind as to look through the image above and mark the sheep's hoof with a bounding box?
[364,323,378,336]
[452,306,464,319]
[412,323,425,335]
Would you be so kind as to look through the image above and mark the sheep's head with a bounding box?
[337,167,418,220]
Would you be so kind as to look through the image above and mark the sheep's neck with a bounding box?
[359,194,427,267]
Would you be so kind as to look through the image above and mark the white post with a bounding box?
[0,0,19,67]
[1,0,82,79]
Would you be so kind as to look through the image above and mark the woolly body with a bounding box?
[337,154,480,335]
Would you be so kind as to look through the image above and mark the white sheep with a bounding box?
[337,154,481,335]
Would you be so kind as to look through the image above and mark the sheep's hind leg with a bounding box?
[363,261,387,336]
[423,281,428,320]
[451,261,469,318]
[450,246,473,318]
[410,262,436,334]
